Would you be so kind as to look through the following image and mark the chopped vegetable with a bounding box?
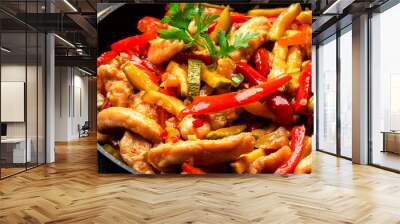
[175,51,213,64]
[200,64,231,89]
[247,8,286,17]
[192,118,204,128]
[181,74,291,116]
[307,96,314,113]
[182,162,206,174]
[166,61,188,97]
[269,3,301,40]
[232,148,265,174]
[122,62,159,91]
[235,62,267,86]
[294,62,311,114]
[243,102,276,120]
[111,31,158,52]
[231,73,245,87]
[97,51,118,67]
[103,144,122,160]
[188,59,202,97]
[206,125,247,140]
[296,10,312,24]
[249,145,292,174]
[279,30,308,46]
[294,154,311,174]
[275,125,306,174]
[138,16,168,32]
[142,90,186,117]
[210,6,232,41]
[264,92,294,126]
[253,47,271,78]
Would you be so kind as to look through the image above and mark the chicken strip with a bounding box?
[97,107,163,143]
[119,131,154,174]
[147,38,185,65]
[147,133,255,171]
[129,91,158,121]
[229,17,271,61]
[255,127,290,153]
[249,145,292,174]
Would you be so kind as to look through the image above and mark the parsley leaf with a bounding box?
[201,34,217,62]
[161,3,198,31]
[217,30,258,58]
[158,28,194,44]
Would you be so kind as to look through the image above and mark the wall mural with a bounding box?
[97,2,313,174]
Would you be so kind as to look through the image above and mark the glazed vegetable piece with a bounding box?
[279,30,308,46]
[210,6,232,41]
[182,162,206,174]
[301,136,312,159]
[206,125,247,140]
[200,64,232,88]
[294,62,312,114]
[274,125,306,174]
[122,62,159,91]
[269,3,301,41]
[97,51,117,67]
[235,62,267,86]
[188,59,202,97]
[137,16,168,32]
[264,92,294,126]
[249,145,292,174]
[294,154,311,174]
[181,74,291,116]
[296,10,312,24]
[247,7,286,17]
[166,61,188,97]
[307,96,314,113]
[174,52,213,64]
[111,31,158,52]
[103,144,122,161]
[269,42,288,79]
[255,127,290,152]
[231,148,265,174]
[142,90,186,117]
[253,47,271,78]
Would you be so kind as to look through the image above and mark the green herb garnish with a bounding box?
[217,30,258,58]
[231,73,245,87]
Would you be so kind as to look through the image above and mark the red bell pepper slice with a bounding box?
[111,31,157,53]
[294,62,312,114]
[274,125,306,174]
[174,51,213,64]
[181,74,291,116]
[192,118,204,128]
[207,20,217,34]
[235,62,267,86]
[159,87,177,97]
[264,92,294,126]
[230,15,252,23]
[137,16,167,33]
[97,51,117,67]
[182,162,205,174]
[253,47,270,78]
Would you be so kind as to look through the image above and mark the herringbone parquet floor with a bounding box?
[0,136,399,224]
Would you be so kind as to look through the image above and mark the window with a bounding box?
[370,2,400,171]
[317,35,337,154]
[339,26,352,158]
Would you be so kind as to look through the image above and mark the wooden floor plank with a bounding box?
[0,136,399,223]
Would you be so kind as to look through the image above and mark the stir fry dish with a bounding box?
[97,3,313,174]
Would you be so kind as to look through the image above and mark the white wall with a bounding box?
[54,66,89,141]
